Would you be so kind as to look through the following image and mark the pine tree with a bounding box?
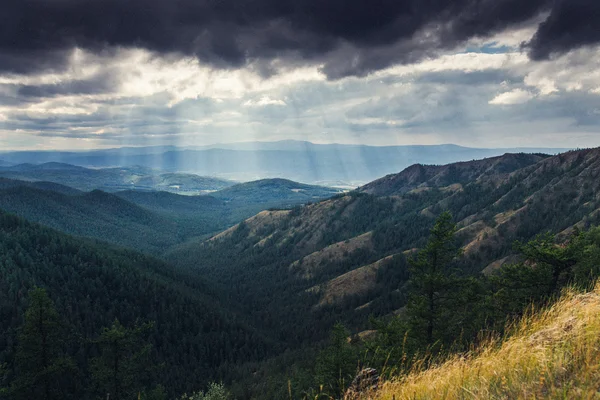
[406,211,461,346]
[10,287,76,400]
[0,363,8,398]
[516,232,579,295]
[90,319,155,400]
[314,323,356,399]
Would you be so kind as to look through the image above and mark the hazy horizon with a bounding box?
[0,139,578,153]
[0,140,576,186]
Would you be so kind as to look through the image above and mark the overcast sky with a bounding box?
[0,0,599,150]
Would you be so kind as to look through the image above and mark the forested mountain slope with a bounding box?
[0,184,184,253]
[0,211,273,397]
[0,176,340,255]
[359,152,548,196]
[168,148,600,351]
[0,177,82,195]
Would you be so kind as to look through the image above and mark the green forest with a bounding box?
[0,211,273,398]
[2,210,600,398]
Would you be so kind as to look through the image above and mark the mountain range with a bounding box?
[0,141,571,185]
[2,145,599,398]
[163,148,600,397]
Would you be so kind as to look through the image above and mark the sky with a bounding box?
[0,0,599,150]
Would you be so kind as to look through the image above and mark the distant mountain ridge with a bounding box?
[0,163,235,194]
[194,140,568,153]
[0,142,572,185]
[0,177,82,195]
[211,178,343,205]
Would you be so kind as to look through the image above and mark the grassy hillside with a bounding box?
[374,283,600,399]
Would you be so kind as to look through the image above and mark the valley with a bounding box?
[0,0,600,400]
[2,146,600,399]
[0,174,341,254]
[169,149,593,327]
[3,2,598,398]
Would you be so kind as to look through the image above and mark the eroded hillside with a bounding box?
[166,149,600,349]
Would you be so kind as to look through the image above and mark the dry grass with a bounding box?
[373,284,600,400]
[290,232,373,279]
[313,254,394,307]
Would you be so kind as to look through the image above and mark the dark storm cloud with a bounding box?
[527,0,600,60]
[0,0,597,79]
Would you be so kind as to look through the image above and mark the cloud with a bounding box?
[527,0,600,61]
[243,96,287,107]
[0,0,597,79]
[15,73,118,98]
[1,27,600,151]
[523,48,600,95]
[489,89,536,105]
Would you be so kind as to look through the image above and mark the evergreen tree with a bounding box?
[10,287,76,400]
[90,319,156,400]
[406,211,461,346]
[572,226,600,286]
[515,232,579,295]
[314,323,356,399]
[489,230,584,326]
[0,363,8,399]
